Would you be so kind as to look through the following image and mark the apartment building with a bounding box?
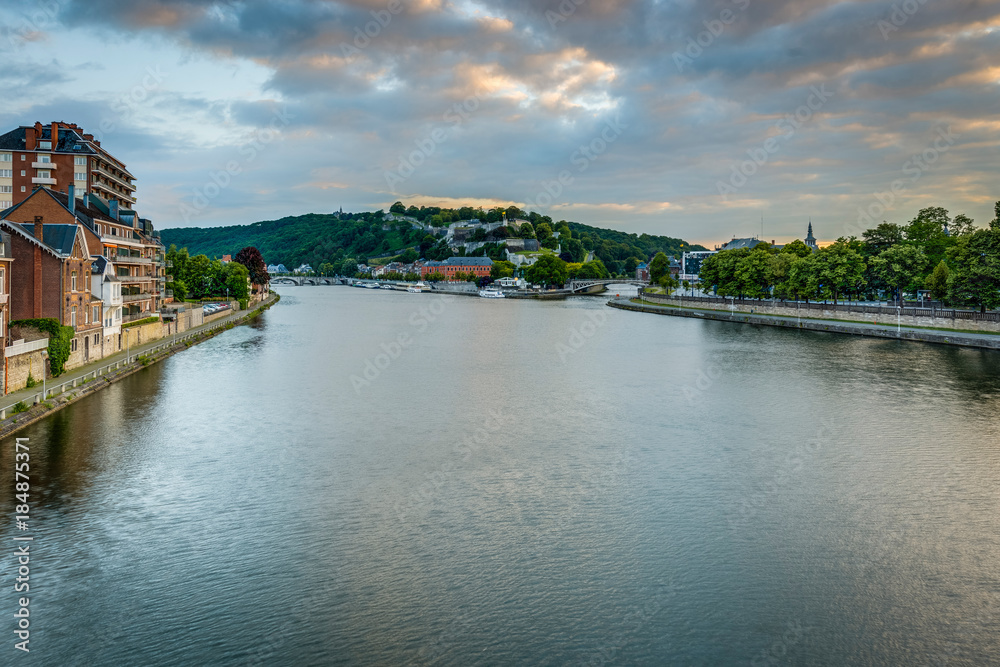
[0,121,136,211]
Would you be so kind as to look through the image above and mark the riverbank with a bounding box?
[608,298,1000,351]
[0,293,280,438]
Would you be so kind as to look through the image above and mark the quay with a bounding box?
[609,297,1000,351]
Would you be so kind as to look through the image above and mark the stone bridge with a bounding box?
[568,279,649,293]
[270,276,347,286]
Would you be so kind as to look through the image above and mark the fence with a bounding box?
[4,338,49,357]
[642,293,1000,323]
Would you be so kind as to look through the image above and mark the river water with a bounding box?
[2,286,999,666]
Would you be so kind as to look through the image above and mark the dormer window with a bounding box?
[39,141,51,149]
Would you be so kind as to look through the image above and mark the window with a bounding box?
[37,154,51,163]
[20,186,25,192]
[74,156,86,166]
[71,271,77,291]
[93,306,100,323]
[71,338,77,352]
[0,170,11,178]
[0,312,4,339]
[75,172,86,181]
[37,170,50,178]
[0,153,10,162]
[94,334,99,345]
[71,307,77,327]
[0,186,10,194]
[0,268,5,294]
[20,170,25,177]
[39,141,51,149]
[20,155,25,161]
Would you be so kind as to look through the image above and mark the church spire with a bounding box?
[805,219,817,249]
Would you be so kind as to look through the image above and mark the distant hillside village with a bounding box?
[0,121,270,395]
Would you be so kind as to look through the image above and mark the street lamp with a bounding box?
[897,306,901,335]
[40,349,47,401]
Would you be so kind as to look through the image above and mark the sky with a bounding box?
[1,0,998,247]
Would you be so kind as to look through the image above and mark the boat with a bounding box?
[406,281,428,293]
[478,288,505,298]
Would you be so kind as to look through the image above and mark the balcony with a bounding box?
[92,164,135,191]
[113,254,152,264]
[122,292,152,303]
[117,275,153,284]
[31,161,56,169]
[122,311,155,323]
[91,180,136,204]
[32,177,56,185]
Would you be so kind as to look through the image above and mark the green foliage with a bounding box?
[25,374,38,388]
[659,273,680,295]
[871,244,928,303]
[233,246,271,286]
[490,260,516,279]
[575,260,610,280]
[924,260,950,301]
[815,240,866,304]
[123,316,160,328]
[524,254,568,287]
[946,226,1000,312]
[425,271,446,282]
[649,252,670,284]
[12,401,29,414]
[10,318,74,377]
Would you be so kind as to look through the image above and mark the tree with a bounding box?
[950,213,976,237]
[319,262,334,276]
[397,248,418,263]
[862,222,905,256]
[659,273,679,295]
[535,222,553,242]
[781,239,813,258]
[946,227,1000,312]
[524,254,568,287]
[390,201,406,215]
[576,260,610,280]
[924,260,949,301]
[425,271,446,282]
[519,222,536,239]
[787,253,820,302]
[222,261,250,301]
[563,238,586,263]
[233,246,270,288]
[649,252,670,284]
[871,244,928,304]
[815,240,866,305]
[734,247,774,299]
[905,206,951,269]
[490,260,516,279]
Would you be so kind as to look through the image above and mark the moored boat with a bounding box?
[478,288,505,298]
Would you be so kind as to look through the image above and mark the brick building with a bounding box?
[421,256,493,280]
[0,121,136,212]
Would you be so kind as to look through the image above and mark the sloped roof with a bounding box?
[0,125,97,154]
[721,237,764,251]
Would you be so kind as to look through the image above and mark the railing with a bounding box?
[4,338,49,358]
[117,275,153,283]
[114,255,152,264]
[122,311,154,323]
[639,293,1000,322]
[122,292,152,303]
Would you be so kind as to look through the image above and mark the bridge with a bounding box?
[270,276,347,286]
[568,279,649,293]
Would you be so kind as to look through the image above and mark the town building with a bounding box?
[805,221,818,250]
[420,256,493,280]
[0,121,136,212]
[636,262,650,282]
[0,214,104,363]
[90,256,123,348]
[0,230,11,361]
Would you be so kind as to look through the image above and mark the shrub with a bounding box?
[25,374,38,388]
[12,401,29,414]
[10,318,74,377]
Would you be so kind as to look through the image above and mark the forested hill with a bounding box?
[160,208,706,274]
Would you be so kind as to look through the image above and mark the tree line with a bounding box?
[697,203,1000,312]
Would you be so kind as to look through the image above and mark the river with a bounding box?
[2,285,999,665]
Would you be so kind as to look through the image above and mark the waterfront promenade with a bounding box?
[611,297,1000,351]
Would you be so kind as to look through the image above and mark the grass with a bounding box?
[11,401,29,414]
[628,298,1000,336]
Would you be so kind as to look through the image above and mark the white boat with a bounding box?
[407,282,428,293]
[479,288,505,298]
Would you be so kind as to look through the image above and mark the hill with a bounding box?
[159,207,706,275]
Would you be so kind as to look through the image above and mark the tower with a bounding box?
[805,220,817,250]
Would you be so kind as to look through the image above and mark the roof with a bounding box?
[0,187,117,230]
[0,124,97,155]
[440,256,493,266]
[720,237,764,251]
[0,230,11,259]
[0,221,76,258]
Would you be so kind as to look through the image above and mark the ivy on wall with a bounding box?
[10,319,75,377]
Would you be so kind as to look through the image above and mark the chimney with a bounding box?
[34,215,43,242]
[83,193,90,209]
[25,126,36,150]
[68,184,75,215]
[109,200,119,221]
[51,122,59,148]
